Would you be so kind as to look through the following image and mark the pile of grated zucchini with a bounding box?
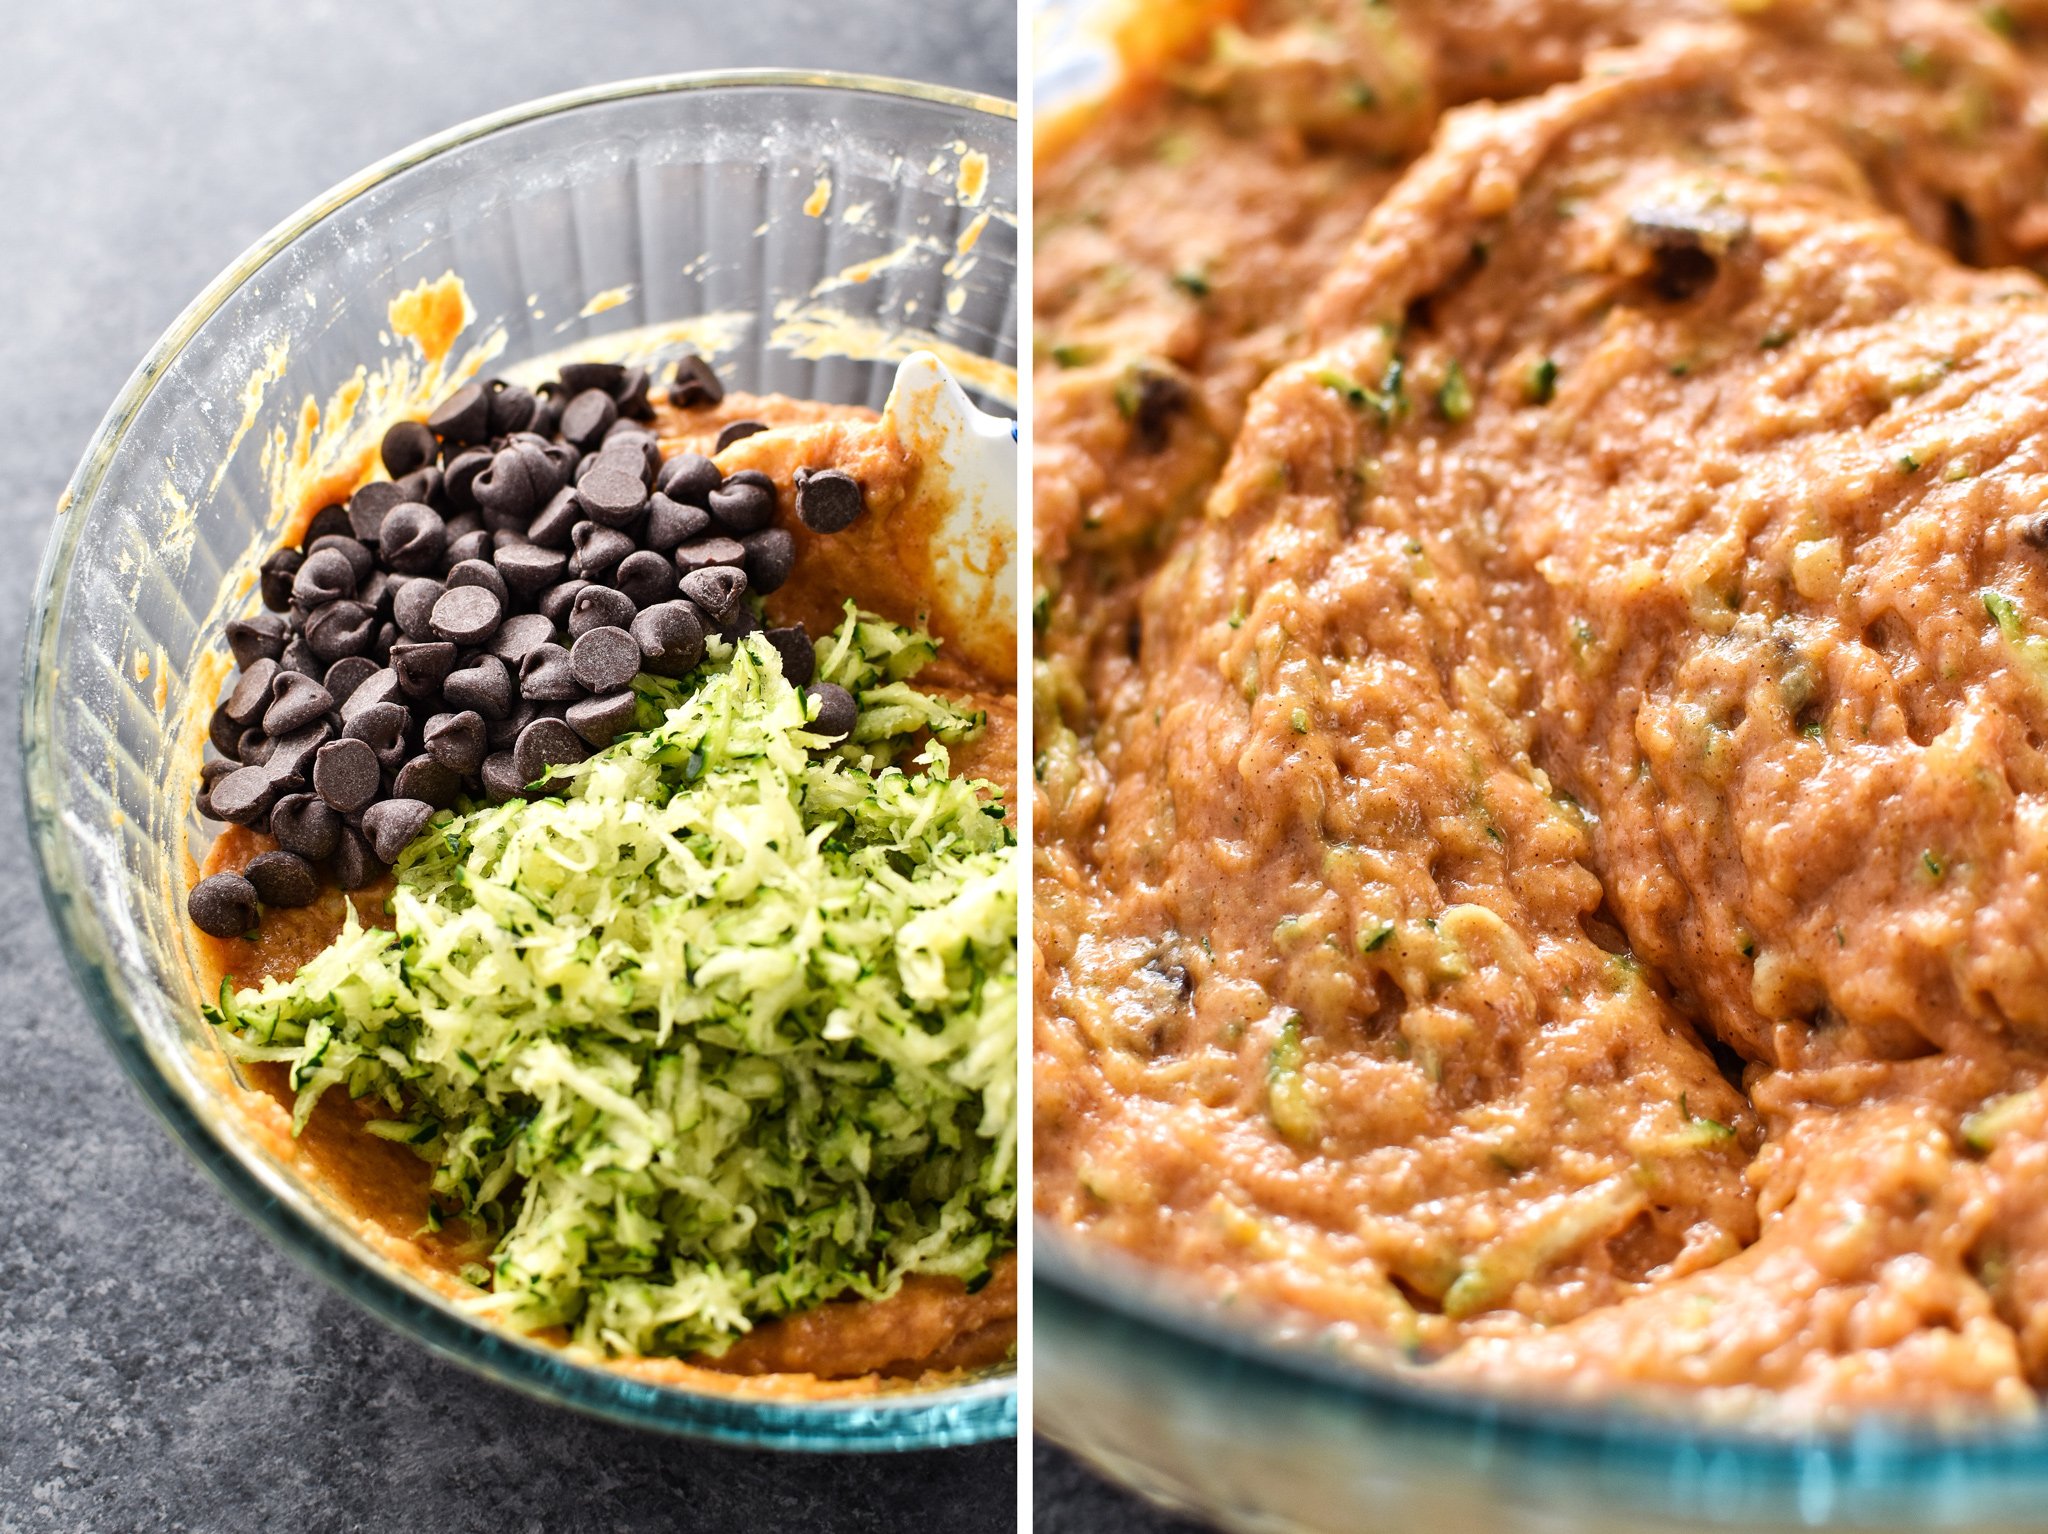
[209,606,1016,1360]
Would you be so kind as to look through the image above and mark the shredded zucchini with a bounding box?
[209,608,1016,1359]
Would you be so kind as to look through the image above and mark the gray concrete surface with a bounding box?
[0,4,1022,1529]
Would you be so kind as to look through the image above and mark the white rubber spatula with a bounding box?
[873,351,1018,684]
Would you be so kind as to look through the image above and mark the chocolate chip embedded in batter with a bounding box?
[188,872,260,938]
[488,611,557,666]
[427,381,492,445]
[804,682,858,743]
[570,626,641,694]
[517,642,583,702]
[392,754,461,809]
[347,480,407,546]
[303,600,377,663]
[630,600,706,679]
[578,465,650,529]
[381,420,438,479]
[566,690,639,749]
[263,671,335,737]
[494,541,569,601]
[764,624,814,687]
[560,389,619,452]
[672,536,747,576]
[655,452,721,507]
[269,792,341,860]
[442,653,514,721]
[714,419,769,453]
[377,502,447,576]
[793,467,867,533]
[362,797,436,864]
[313,737,381,814]
[390,639,457,701]
[570,522,635,582]
[613,549,676,610]
[741,528,795,595]
[211,765,280,827]
[259,548,304,612]
[569,583,637,638]
[644,493,712,553]
[428,584,504,647]
[422,710,487,774]
[224,658,280,726]
[678,565,748,627]
[707,473,775,536]
[332,825,384,891]
[668,354,724,409]
[244,850,319,909]
[513,716,588,792]
[392,577,445,643]
[224,614,288,671]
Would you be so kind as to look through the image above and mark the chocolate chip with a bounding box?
[362,798,435,864]
[518,642,582,701]
[313,737,381,813]
[378,502,447,575]
[715,419,769,453]
[188,873,260,938]
[264,671,334,736]
[210,703,244,761]
[474,444,543,529]
[304,600,377,663]
[631,601,706,678]
[238,728,273,766]
[560,389,618,451]
[280,631,322,677]
[321,656,379,707]
[264,721,332,787]
[559,361,626,397]
[528,486,584,549]
[569,584,637,638]
[570,522,635,582]
[332,825,385,890]
[679,565,748,626]
[427,381,491,445]
[396,464,444,509]
[212,765,279,827]
[310,534,376,589]
[423,710,487,774]
[644,493,713,553]
[600,427,661,481]
[805,682,858,743]
[741,528,795,595]
[290,547,355,609]
[340,667,402,721]
[765,624,814,686]
[244,850,318,909]
[494,542,568,600]
[485,701,536,751]
[443,653,514,720]
[489,611,557,665]
[570,626,641,693]
[382,420,438,478]
[269,793,341,860]
[578,465,649,529]
[259,549,304,612]
[443,448,492,517]
[393,577,445,642]
[342,702,411,769]
[668,354,724,409]
[566,691,639,749]
[390,639,457,700]
[794,467,866,533]
[358,570,396,622]
[673,536,747,576]
[481,751,525,803]
[445,557,509,608]
[613,549,677,610]
[392,754,461,809]
[443,529,494,572]
[707,475,775,536]
[488,382,540,436]
[538,580,590,627]
[721,604,762,644]
[616,366,654,421]
[302,504,353,547]
[224,658,280,726]
[429,584,503,647]
[514,717,588,791]
[348,481,407,545]
[371,622,399,664]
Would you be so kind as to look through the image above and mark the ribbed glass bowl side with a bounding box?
[24,72,1017,1451]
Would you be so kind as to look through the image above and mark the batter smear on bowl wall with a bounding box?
[1035,0,2048,1414]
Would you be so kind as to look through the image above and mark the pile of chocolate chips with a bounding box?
[186,354,868,940]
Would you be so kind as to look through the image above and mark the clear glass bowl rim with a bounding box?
[22,69,1017,1453]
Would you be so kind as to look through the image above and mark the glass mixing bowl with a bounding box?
[1030,6,2048,1526]
[23,71,1016,1452]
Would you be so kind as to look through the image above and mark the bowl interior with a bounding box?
[25,72,1017,1450]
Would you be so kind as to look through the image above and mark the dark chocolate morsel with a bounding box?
[377,502,447,575]
[570,626,641,694]
[340,667,402,721]
[487,382,540,437]
[321,655,379,707]
[481,751,526,803]
[741,528,795,595]
[568,584,637,638]
[679,565,749,627]
[211,765,280,827]
[279,632,323,678]
[489,611,557,664]
[347,480,407,545]
[615,366,653,421]
[423,710,487,775]
[310,534,375,589]
[578,465,650,529]
[714,419,769,453]
[302,504,353,548]
[569,521,634,582]
[209,703,244,760]
[630,600,706,679]
[381,420,438,479]
[224,658,280,726]
[443,653,514,721]
[389,639,457,700]
[332,825,385,891]
[244,850,318,909]
[188,873,260,938]
[643,493,712,553]
[566,691,639,749]
[263,721,333,787]
[764,624,814,687]
[291,547,357,609]
[362,798,436,864]
[656,452,721,507]
[613,549,677,610]
[313,737,382,814]
[427,381,491,445]
[263,671,334,737]
[517,642,583,702]
[793,467,867,534]
[668,354,724,409]
[513,717,589,792]
[539,579,591,627]
[442,529,494,573]
[443,448,493,517]
[474,443,543,529]
[706,476,775,536]
[259,548,304,612]
[560,388,619,451]
[342,702,411,769]
[429,584,504,647]
[392,577,445,642]
[804,682,858,743]
[494,541,569,600]
[672,536,747,576]
[527,485,584,549]
[559,361,626,397]
[393,754,461,809]
[396,464,444,509]
[303,600,377,663]
[269,793,342,861]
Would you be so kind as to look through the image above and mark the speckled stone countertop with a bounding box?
[0,5,1017,1529]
